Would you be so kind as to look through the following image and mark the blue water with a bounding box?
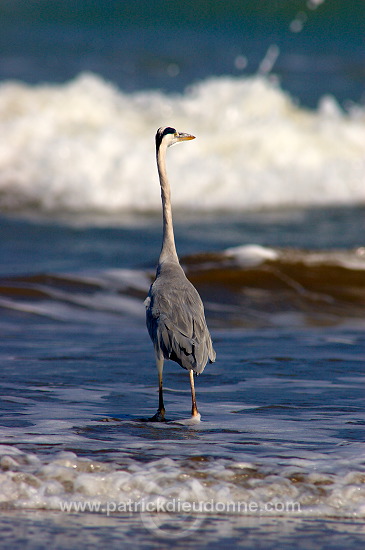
[0,1,365,548]
[0,0,364,107]
[1,210,365,549]
[1,206,364,276]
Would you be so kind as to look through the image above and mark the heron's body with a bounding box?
[146,260,214,374]
[145,126,215,421]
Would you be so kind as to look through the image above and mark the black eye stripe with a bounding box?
[162,127,176,136]
[155,126,177,149]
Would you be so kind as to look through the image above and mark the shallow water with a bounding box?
[1,313,365,546]
[1,208,365,547]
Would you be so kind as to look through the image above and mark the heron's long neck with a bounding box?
[157,145,179,264]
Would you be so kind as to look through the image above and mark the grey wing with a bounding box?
[146,280,215,374]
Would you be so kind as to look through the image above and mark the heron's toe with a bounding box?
[148,410,166,422]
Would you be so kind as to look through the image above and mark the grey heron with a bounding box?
[145,126,216,422]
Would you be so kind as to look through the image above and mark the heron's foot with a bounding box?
[191,404,200,421]
[148,409,166,422]
[191,412,201,423]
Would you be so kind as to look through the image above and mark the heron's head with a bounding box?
[155,126,195,150]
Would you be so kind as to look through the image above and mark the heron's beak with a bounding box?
[177,132,196,141]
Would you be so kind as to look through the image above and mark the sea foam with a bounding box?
[0,73,364,214]
[1,445,364,519]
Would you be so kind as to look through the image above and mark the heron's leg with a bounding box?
[189,369,200,418]
[157,356,165,416]
[150,356,165,421]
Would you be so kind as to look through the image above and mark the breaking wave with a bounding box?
[0,73,364,214]
[1,244,364,328]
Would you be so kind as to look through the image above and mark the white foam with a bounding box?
[224,245,279,266]
[175,413,202,425]
[0,73,364,214]
[299,248,365,271]
[1,445,364,518]
[224,244,365,271]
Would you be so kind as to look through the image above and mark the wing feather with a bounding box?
[145,263,215,374]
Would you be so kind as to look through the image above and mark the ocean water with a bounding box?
[1,1,365,548]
